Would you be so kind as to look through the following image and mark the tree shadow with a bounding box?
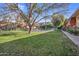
[0,32,16,36]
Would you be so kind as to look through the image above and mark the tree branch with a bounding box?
[36,15,51,23]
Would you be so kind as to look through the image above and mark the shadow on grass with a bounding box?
[0,32,17,36]
[0,31,79,56]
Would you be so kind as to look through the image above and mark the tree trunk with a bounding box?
[28,26,32,34]
[45,19,47,30]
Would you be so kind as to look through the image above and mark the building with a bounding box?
[67,9,79,28]
[0,21,17,30]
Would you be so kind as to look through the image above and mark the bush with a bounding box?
[57,26,63,29]
[67,29,74,34]
[67,28,79,36]
[73,30,79,35]
[40,24,53,30]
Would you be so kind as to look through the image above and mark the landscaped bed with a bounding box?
[0,30,79,56]
[66,28,79,36]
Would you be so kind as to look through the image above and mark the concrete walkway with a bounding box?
[32,28,55,32]
[62,30,79,47]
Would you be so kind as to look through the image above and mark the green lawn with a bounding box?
[0,30,79,56]
[0,31,44,43]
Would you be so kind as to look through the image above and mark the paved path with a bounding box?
[62,30,79,47]
[32,28,55,32]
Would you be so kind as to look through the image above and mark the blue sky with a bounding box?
[0,3,79,22]
[67,3,79,18]
[18,3,79,22]
[0,3,79,17]
[18,3,79,18]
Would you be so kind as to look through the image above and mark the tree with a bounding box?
[51,14,65,29]
[6,3,69,33]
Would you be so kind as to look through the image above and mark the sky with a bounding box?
[67,3,79,18]
[0,3,79,22]
[18,3,79,18]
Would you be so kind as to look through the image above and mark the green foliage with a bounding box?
[51,14,65,29]
[6,3,69,33]
[40,24,53,30]
[67,28,79,36]
[54,20,60,27]
[73,31,79,35]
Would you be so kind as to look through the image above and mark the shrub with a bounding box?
[67,29,74,34]
[67,28,79,36]
[40,24,53,30]
[73,30,79,35]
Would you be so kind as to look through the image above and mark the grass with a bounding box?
[0,31,43,43]
[0,30,79,56]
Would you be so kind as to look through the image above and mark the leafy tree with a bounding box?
[6,3,69,33]
[51,14,65,29]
